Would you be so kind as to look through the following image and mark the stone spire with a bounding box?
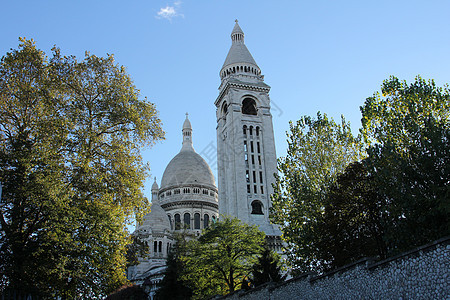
[151,177,159,202]
[181,113,194,151]
[220,20,261,80]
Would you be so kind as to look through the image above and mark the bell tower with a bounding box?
[215,21,281,242]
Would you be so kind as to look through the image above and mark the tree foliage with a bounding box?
[0,38,164,298]
[181,217,265,299]
[270,113,365,273]
[155,232,193,300]
[361,76,450,252]
[314,160,387,271]
[250,247,286,287]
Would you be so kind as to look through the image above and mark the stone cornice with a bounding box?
[215,79,271,106]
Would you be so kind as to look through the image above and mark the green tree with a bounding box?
[0,39,164,298]
[181,217,265,299]
[250,247,286,287]
[155,232,193,300]
[361,76,450,252]
[314,160,387,271]
[270,113,365,274]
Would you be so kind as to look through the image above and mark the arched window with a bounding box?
[243,125,247,135]
[251,200,264,215]
[249,126,253,135]
[184,213,191,228]
[204,214,209,228]
[194,213,201,229]
[222,101,228,114]
[175,213,181,230]
[158,241,162,253]
[256,127,260,136]
[242,98,257,115]
[154,241,157,252]
[168,215,173,230]
[193,188,200,194]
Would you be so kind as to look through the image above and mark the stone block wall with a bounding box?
[217,236,450,299]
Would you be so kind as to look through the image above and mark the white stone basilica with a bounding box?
[128,20,282,295]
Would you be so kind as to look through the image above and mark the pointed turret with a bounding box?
[151,177,159,202]
[220,20,261,80]
[181,113,194,151]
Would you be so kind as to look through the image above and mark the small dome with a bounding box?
[160,150,215,190]
[141,201,170,233]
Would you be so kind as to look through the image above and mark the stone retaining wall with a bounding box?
[217,236,450,299]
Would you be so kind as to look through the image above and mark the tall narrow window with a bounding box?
[204,214,210,228]
[184,213,191,228]
[256,127,260,136]
[246,170,250,183]
[258,156,261,165]
[244,141,247,152]
[249,126,253,135]
[247,185,250,193]
[253,171,256,183]
[261,186,264,194]
[254,185,257,194]
[259,171,263,183]
[243,125,247,135]
[257,142,260,153]
[154,241,157,253]
[175,214,181,230]
[158,241,162,253]
[194,213,200,229]
[250,141,254,152]
[251,155,255,165]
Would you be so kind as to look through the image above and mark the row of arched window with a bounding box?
[151,240,173,256]
[221,65,261,79]
[160,188,217,199]
[168,213,217,230]
[243,125,260,136]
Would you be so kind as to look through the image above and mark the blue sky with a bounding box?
[2,0,450,203]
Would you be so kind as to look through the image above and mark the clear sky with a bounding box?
[2,0,450,204]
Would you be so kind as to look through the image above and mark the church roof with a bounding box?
[221,20,259,69]
[160,116,216,190]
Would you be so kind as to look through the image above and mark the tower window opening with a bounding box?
[258,156,261,165]
[250,141,254,153]
[257,142,260,153]
[260,171,263,183]
[254,185,257,194]
[193,188,200,194]
[184,213,191,229]
[175,214,181,230]
[256,127,260,136]
[243,125,247,135]
[204,214,210,228]
[244,141,247,152]
[249,126,253,135]
[261,186,264,194]
[194,213,201,229]
[174,189,180,194]
[245,153,248,167]
[253,171,256,183]
[154,241,158,253]
[251,200,264,215]
[247,185,250,193]
[158,241,162,253]
[246,170,250,183]
[242,98,257,115]
[183,188,190,194]
[203,189,209,195]
[251,155,255,165]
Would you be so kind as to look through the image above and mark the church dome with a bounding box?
[160,114,216,190]
[141,200,170,233]
[160,150,216,190]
